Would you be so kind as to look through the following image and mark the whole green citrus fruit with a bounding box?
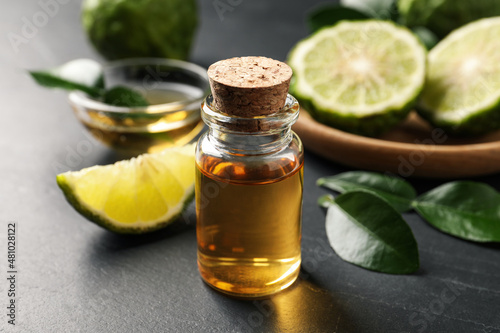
[82,0,198,60]
[398,0,500,38]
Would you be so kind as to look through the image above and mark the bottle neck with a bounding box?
[201,94,300,155]
[208,127,293,155]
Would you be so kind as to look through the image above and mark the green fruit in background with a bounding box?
[417,17,500,136]
[398,0,500,38]
[82,0,198,60]
[288,20,426,137]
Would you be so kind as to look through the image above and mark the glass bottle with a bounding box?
[195,57,304,298]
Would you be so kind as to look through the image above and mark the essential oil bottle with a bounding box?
[195,56,304,298]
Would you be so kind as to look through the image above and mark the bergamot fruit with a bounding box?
[417,17,500,135]
[82,0,198,60]
[288,20,426,137]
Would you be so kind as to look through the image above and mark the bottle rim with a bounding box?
[201,94,300,134]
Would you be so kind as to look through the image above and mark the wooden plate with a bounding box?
[292,110,500,178]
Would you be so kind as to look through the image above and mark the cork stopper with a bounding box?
[207,56,292,117]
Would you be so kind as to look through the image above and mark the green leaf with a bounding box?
[29,59,103,98]
[326,191,419,274]
[317,171,416,213]
[103,86,149,107]
[413,182,500,242]
[308,5,370,33]
[411,26,438,49]
[29,59,149,108]
[318,194,335,208]
[341,0,398,20]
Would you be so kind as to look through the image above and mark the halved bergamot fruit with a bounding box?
[57,144,195,234]
[417,17,500,135]
[288,20,426,136]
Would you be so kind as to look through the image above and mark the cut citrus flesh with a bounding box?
[288,20,426,127]
[418,17,500,134]
[57,144,195,234]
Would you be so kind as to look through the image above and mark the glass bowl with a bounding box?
[69,58,209,155]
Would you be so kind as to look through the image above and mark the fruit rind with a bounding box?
[57,174,194,234]
[82,0,198,60]
[417,103,500,136]
[398,0,500,38]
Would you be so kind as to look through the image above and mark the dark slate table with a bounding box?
[2,1,499,332]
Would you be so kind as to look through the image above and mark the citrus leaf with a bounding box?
[341,0,398,20]
[307,5,369,33]
[317,171,416,213]
[29,59,103,98]
[326,191,419,274]
[103,86,149,107]
[411,26,438,49]
[318,194,335,208]
[413,182,500,242]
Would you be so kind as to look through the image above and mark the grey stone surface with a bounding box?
[1,0,500,332]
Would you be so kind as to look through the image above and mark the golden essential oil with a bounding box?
[78,84,205,154]
[196,155,303,297]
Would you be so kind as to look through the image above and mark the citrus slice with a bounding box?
[288,20,426,136]
[418,17,500,135]
[56,144,195,234]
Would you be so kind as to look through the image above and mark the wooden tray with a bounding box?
[292,110,500,178]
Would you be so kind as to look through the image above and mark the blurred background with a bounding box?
[2,1,326,69]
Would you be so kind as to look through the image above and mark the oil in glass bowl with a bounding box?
[69,59,209,155]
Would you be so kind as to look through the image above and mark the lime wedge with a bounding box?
[418,17,500,135]
[288,20,426,136]
[56,144,195,234]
